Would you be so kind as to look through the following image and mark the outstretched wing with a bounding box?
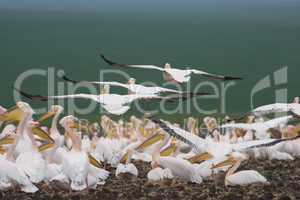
[220,123,257,132]
[62,75,129,88]
[263,115,293,128]
[99,52,164,71]
[16,89,98,102]
[125,92,211,104]
[189,69,242,81]
[149,117,207,153]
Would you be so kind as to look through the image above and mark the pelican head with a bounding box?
[17,101,35,115]
[100,84,110,94]
[38,105,64,122]
[211,152,248,169]
[246,115,255,123]
[0,105,6,115]
[164,63,172,69]
[127,78,136,85]
[188,152,213,164]
[293,97,299,104]
[59,115,78,129]
[203,117,217,131]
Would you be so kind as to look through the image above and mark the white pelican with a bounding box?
[147,167,173,182]
[59,115,109,190]
[99,53,242,83]
[212,152,269,186]
[38,105,65,163]
[239,97,300,118]
[115,149,138,177]
[149,131,203,184]
[62,75,202,96]
[220,115,294,139]
[13,102,47,184]
[17,87,198,116]
[149,117,297,161]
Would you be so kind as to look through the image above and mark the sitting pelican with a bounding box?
[99,53,242,83]
[59,115,109,191]
[212,152,269,186]
[148,131,203,184]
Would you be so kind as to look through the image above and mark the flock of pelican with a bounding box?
[1,53,299,193]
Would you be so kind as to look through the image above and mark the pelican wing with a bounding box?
[231,134,300,151]
[253,103,289,115]
[99,53,164,71]
[189,69,242,81]
[62,75,129,89]
[263,115,293,128]
[220,123,258,132]
[17,89,99,102]
[127,65,164,71]
[149,117,207,153]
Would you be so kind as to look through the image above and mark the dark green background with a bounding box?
[1,2,299,121]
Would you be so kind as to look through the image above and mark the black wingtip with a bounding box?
[15,88,48,102]
[224,76,243,81]
[97,51,116,66]
[61,75,78,84]
[178,92,212,100]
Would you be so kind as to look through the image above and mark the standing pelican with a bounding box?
[38,105,64,163]
[99,53,242,83]
[13,102,47,184]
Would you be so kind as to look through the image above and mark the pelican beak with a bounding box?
[0,106,23,123]
[69,121,89,133]
[139,127,148,137]
[0,146,6,155]
[31,127,54,143]
[38,142,55,152]
[187,152,213,164]
[37,111,56,123]
[211,156,236,169]
[135,133,165,151]
[119,152,129,164]
[0,135,15,145]
[160,143,177,157]
[88,154,103,168]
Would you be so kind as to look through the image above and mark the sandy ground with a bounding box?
[1,158,300,200]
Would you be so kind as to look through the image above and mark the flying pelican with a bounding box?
[236,97,300,120]
[62,75,204,96]
[16,87,202,116]
[99,53,242,83]
[212,152,269,186]
[220,115,294,139]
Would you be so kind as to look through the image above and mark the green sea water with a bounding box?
[1,4,300,122]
